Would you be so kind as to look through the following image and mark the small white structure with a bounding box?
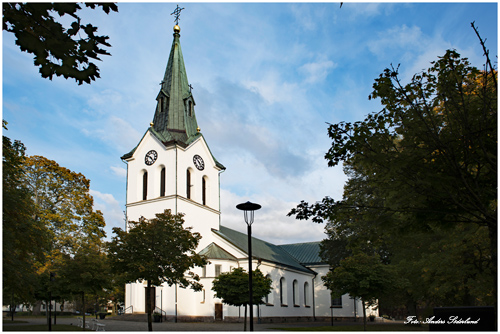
[121,22,377,323]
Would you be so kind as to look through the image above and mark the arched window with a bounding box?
[304,282,310,307]
[142,171,148,200]
[202,176,207,205]
[160,167,166,197]
[280,277,287,306]
[265,274,273,305]
[293,280,299,306]
[186,169,191,199]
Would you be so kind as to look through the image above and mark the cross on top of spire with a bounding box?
[171,5,184,25]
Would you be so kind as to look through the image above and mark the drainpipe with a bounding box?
[218,169,225,228]
[122,159,129,231]
[312,274,316,321]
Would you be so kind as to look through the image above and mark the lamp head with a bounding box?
[236,201,261,226]
[236,201,261,212]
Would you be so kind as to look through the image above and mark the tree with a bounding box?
[107,209,207,331]
[212,267,272,331]
[3,2,118,85]
[290,43,496,312]
[3,122,49,314]
[22,154,106,322]
[324,48,496,257]
[23,155,106,259]
[323,252,395,330]
[57,242,111,329]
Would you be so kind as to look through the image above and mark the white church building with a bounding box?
[121,20,376,323]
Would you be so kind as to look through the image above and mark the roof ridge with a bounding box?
[279,241,322,246]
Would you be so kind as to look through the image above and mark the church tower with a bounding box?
[121,22,225,250]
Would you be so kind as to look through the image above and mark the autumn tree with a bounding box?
[3,2,118,84]
[290,43,496,312]
[2,122,49,317]
[107,209,207,331]
[23,155,106,258]
[21,155,106,317]
[212,267,272,331]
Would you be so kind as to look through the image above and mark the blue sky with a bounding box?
[3,2,498,245]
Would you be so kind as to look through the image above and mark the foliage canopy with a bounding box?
[3,2,118,84]
[290,47,497,312]
[212,267,272,307]
[3,126,50,303]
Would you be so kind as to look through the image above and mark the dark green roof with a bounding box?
[279,242,325,265]
[199,242,237,261]
[153,28,199,145]
[213,226,315,274]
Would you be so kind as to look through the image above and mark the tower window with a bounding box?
[159,97,164,113]
[186,169,191,199]
[188,101,193,116]
[160,167,166,197]
[202,176,206,205]
[142,171,148,200]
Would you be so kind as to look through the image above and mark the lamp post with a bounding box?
[236,201,261,332]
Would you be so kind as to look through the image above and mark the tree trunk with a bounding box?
[10,293,15,321]
[32,301,42,315]
[244,304,247,331]
[82,292,86,330]
[362,298,367,331]
[407,299,418,319]
[147,280,153,332]
[488,222,497,307]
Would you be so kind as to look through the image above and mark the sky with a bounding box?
[2,2,498,245]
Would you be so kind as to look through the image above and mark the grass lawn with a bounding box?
[3,324,82,331]
[275,324,429,331]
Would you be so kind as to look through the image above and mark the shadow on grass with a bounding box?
[3,324,83,331]
[274,324,429,331]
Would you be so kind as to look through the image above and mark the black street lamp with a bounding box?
[236,201,261,332]
[48,272,55,331]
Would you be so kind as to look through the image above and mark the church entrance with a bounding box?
[215,303,223,321]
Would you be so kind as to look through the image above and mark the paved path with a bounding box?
[4,317,345,331]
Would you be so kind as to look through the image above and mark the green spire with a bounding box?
[152,25,199,146]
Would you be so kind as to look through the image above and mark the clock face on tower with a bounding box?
[145,150,158,165]
[193,154,205,171]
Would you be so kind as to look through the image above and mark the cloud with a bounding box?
[110,166,127,178]
[367,25,425,59]
[197,77,312,181]
[299,59,337,84]
[80,116,142,153]
[220,189,326,245]
[90,189,124,237]
[244,71,300,105]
